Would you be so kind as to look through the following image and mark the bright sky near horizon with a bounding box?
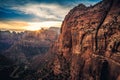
[0,0,101,31]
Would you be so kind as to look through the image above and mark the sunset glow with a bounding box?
[0,21,62,31]
[26,21,62,31]
[26,26,41,31]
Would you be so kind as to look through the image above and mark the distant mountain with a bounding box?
[0,27,60,80]
[0,30,23,53]
[0,27,60,64]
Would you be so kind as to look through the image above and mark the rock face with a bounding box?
[52,0,120,80]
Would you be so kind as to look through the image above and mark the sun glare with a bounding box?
[25,21,61,31]
[26,26,41,31]
[25,23,41,31]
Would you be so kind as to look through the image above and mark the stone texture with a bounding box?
[52,0,120,80]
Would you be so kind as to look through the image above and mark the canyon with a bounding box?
[0,27,60,79]
[0,0,120,80]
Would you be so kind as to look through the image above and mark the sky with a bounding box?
[0,0,101,31]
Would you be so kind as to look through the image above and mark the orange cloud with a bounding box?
[0,20,61,32]
[0,21,29,31]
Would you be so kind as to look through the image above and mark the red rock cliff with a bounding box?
[52,0,120,80]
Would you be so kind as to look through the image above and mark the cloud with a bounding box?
[0,20,62,32]
[0,21,28,31]
[0,0,101,7]
[0,0,102,31]
[0,0,102,22]
[25,21,62,31]
[78,0,102,6]
[11,3,71,22]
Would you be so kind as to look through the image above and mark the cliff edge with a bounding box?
[52,0,120,80]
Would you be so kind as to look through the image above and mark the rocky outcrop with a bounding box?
[52,0,120,80]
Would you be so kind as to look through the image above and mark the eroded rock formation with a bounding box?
[52,0,120,80]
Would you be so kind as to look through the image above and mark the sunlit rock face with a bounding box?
[52,0,120,79]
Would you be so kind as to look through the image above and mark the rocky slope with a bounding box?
[51,0,120,80]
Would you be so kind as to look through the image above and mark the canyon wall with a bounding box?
[52,0,120,80]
